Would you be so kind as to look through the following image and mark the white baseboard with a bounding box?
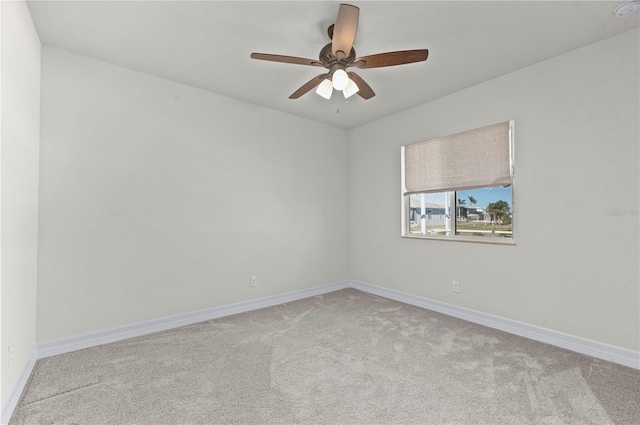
[33,278,640,369]
[348,280,640,370]
[4,279,638,425]
[1,345,37,425]
[37,280,350,359]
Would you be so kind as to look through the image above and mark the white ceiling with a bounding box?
[27,1,639,129]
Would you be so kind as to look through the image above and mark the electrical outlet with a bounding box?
[250,276,258,287]
[452,280,460,293]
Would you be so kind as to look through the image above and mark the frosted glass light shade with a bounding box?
[332,69,349,91]
[316,79,333,99]
[343,78,359,99]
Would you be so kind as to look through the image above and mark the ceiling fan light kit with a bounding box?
[251,3,429,102]
[315,74,360,100]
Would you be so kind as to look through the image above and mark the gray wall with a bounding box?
[348,29,639,351]
[0,1,41,399]
[37,47,349,342]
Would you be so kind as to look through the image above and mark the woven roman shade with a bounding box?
[403,121,513,195]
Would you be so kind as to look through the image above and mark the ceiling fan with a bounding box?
[250,4,429,101]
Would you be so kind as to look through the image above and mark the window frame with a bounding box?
[400,122,515,245]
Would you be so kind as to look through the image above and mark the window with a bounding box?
[401,121,514,242]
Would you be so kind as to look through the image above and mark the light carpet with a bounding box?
[10,289,640,424]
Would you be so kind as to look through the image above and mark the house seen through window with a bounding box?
[408,187,512,238]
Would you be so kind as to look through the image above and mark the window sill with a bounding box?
[402,234,516,245]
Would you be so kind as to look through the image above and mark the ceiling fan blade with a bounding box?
[289,74,330,99]
[332,4,359,60]
[352,49,429,69]
[347,72,375,100]
[251,53,324,67]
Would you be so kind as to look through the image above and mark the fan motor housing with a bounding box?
[319,43,356,66]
